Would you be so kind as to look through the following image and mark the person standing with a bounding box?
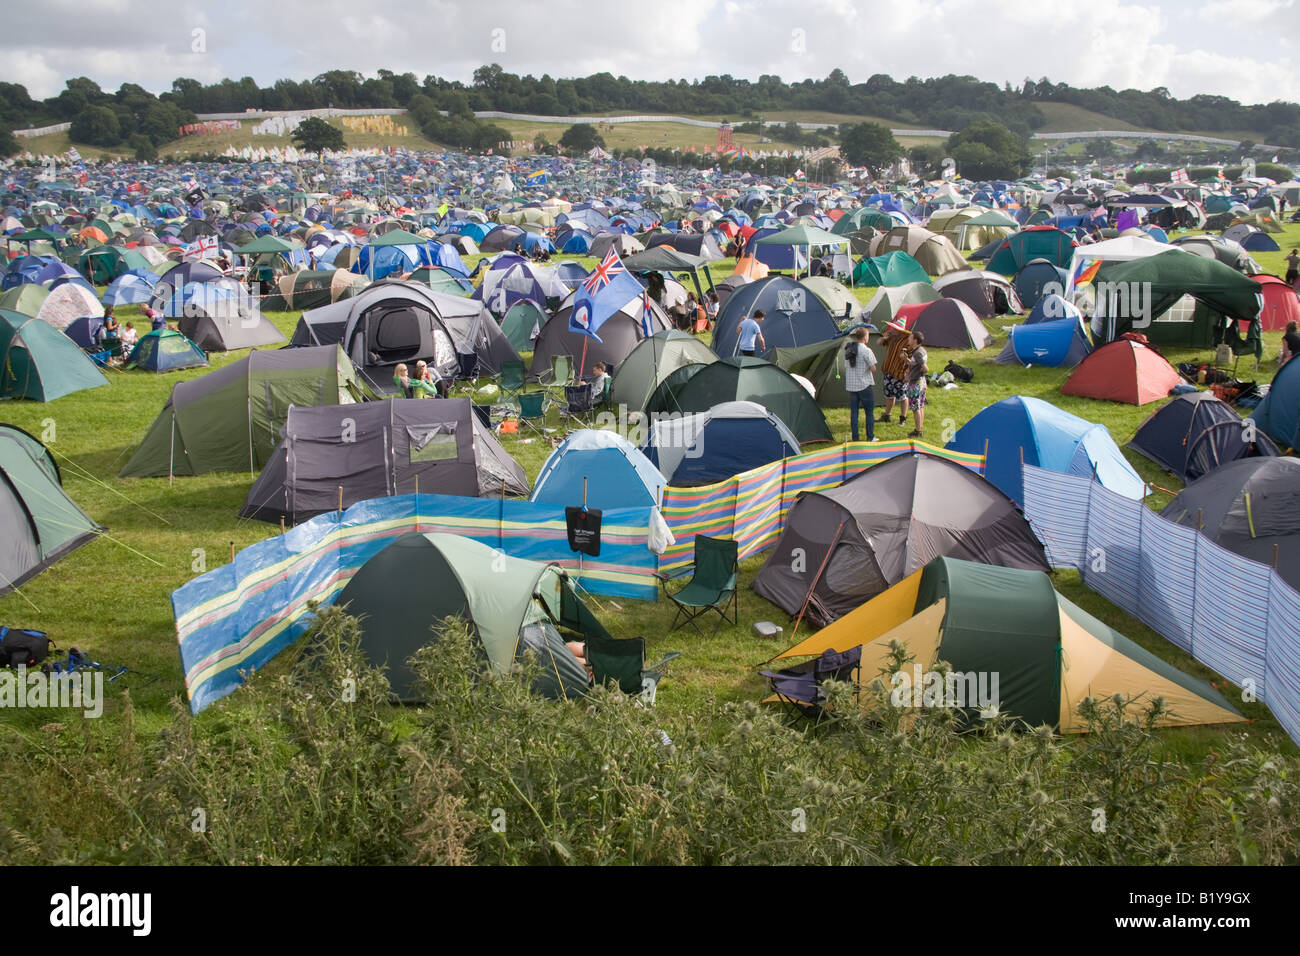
[1282,320,1300,365]
[844,327,877,442]
[877,322,913,425]
[905,331,929,438]
[1286,249,1300,291]
[738,309,766,357]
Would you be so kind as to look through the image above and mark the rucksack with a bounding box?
[944,360,974,383]
[0,627,52,668]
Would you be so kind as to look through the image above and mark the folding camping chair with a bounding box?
[561,382,600,428]
[499,359,526,400]
[515,391,547,436]
[456,350,480,382]
[760,646,862,722]
[655,535,739,634]
[541,353,575,408]
[584,632,682,705]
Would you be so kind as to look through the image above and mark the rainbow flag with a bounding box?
[1073,258,1102,287]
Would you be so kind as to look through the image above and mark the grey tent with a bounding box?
[588,233,644,259]
[178,304,287,352]
[531,287,671,380]
[240,398,528,524]
[711,276,840,359]
[753,451,1050,626]
[610,329,717,412]
[932,270,1023,318]
[120,345,369,478]
[864,282,941,326]
[773,334,884,408]
[1161,457,1300,591]
[291,280,519,394]
[0,423,101,595]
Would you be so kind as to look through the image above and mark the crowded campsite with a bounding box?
[1,43,1299,872]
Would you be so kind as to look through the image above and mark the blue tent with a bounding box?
[1249,355,1300,448]
[748,227,809,271]
[63,315,107,350]
[995,310,1093,368]
[103,269,161,306]
[531,430,666,511]
[1130,391,1279,482]
[641,401,799,487]
[555,229,592,254]
[510,232,556,257]
[1013,259,1067,310]
[947,395,1147,506]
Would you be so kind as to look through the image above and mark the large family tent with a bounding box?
[120,345,368,478]
[753,452,1050,626]
[773,334,884,408]
[1252,274,1300,331]
[530,287,671,380]
[1063,233,1174,298]
[1060,337,1182,405]
[769,556,1244,732]
[1161,457,1300,591]
[932,270,1022,318]
[336,533,606,702]
[869,226,970,276]
[897,298,992,350]
[0,310,109,402]
[864,282,941,326]
[264,269,369,311]
[34,282,103,330]
[711,276,840,359]
[852,251,930,288]
[1249,353,1300,449]
[292,280,519,392]
[946,396,1146,506]
[994,303,1092,369]
[1130,392,1279,483]
[531,429,666,510]
[126,329,209,372]
[609,329,717,412]
[240,398,528,524]
[645,357,832,444]
[641,401,800,487]
[0,423,101,596]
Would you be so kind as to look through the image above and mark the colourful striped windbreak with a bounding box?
[658,440,985,573]
[173,493,657,712]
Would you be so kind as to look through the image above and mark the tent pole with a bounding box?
[338,485,343,516]
[791,520,845,642]
[499,478,505,552]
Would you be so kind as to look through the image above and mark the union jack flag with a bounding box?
[583,248,626,293]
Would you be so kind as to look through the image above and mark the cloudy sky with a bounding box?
[6,0,1300,105]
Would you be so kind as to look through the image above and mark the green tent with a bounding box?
[500,299,548,353]
[609,329,718,412]
[771,556,1246,732]
[120,345,369,478]
[235,235,302,255]
[0,283,50,317]
[773,335,885,408]
[338,532,618,702]
[368,228,428,247]
[0,423,101,596]
[408,266,472,297]
[0,310,110,402]
[853,251,931,287]
[645,356,831,444]
[78,245,151,284]
[831,208,895,236]
[1095,249,1263,333]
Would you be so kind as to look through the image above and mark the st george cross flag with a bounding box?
[569,247,644,342]
[1171,168,1190,183]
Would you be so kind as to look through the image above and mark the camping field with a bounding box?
[1,235,1298,864]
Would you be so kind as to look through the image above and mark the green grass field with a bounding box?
[1,234,1297,767]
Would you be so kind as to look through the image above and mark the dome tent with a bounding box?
[531,430,666,512]
[641,401,800,487]
[530,287,671,381]
[0,309,109,402]
[1130,392,1279,483]
[646,356,832,444]
[753,451,1050,627]
[946,396,1146,506]
[1060,337,1182,406]
[609,329,718,412]
[711,276,840,360]
[337,533,609,702]
[126,328,209,372]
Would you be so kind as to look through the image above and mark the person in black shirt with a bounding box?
[1283,321,1300,366]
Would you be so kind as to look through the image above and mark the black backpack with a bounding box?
[0,627,52,667]
[944,360,974,383]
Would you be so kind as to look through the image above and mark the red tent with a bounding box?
[1060,337,1183,405]
[1251,274,1300,331]
[896,298,992,350]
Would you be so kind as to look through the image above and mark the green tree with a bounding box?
[0,122,17,158]
[839,122,903,170]
[558,123,604,153]
[292,116,346,153]
[128,133,157,161]
[945,121,1031,179]
[70,104,121,146]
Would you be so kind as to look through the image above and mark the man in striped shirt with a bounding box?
[877,323,913,426]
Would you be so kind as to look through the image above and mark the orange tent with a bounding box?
[730,254,769,281]
[78,227,108,243]
[1060,337,1182,405]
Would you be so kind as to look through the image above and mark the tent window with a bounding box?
[407,423,458,462]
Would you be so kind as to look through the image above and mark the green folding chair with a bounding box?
[499,360,526,400]
[545,353,575,387]
[585,633,682,705]
[656,535,739,634]
[516,391,547,436]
